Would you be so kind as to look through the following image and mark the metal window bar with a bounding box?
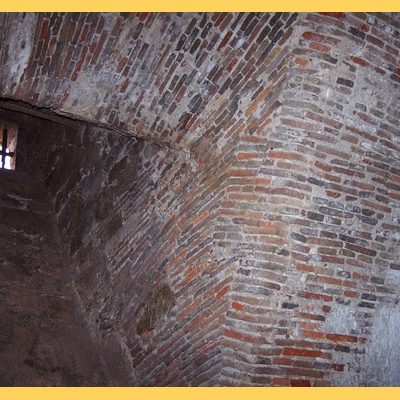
[1,128,15,169]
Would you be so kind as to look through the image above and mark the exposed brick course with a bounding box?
[1,11,400,387]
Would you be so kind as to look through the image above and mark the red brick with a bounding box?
[274,357,293,365]
[279,26,294,46]
[352,272,369,282]
[40,20,49,40]
[268,150,306,162]
[90,31,107,65]
[236,152,263,160]
[361,199,391,213]
[319,256,345,265]
[217,31,233,51]
[298,291,333,302]
[283,348,322,358]
[229,169,258,177]
[298,321,319,331]
[314,380,332,387]
[301,330,325,340]
[307,275,342,286]
[295,57,308,67]
[344,290,358,298]
[325,334,358,343]
[120,78,130,93]
[223,328,269,345]
[4,12,400,387]
[245,85,273,117]
[79,24,89,43]
[291,379,311,387]
[350,56,370,67]
[116,57,128,74]
[309,42,331,52]
[302,31,340,46]
[231,302,244,310]
[319,12,346,19]
[216,285,230,300]
[273,377,290,386]
[305,111,343,130]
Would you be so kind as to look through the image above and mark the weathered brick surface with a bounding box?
[8,105,236,385]
[1,12,400,386]
[0,12,299,166]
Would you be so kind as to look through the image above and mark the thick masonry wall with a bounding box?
[1,12,400,386]
[13,110,236,385]
[0,169,108,386]
[216,13,400,386]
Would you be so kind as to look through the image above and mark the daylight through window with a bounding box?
[0,120,18,170]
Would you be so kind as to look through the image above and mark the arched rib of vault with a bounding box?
[0,12,299,165]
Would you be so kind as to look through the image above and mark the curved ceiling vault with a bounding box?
[0,12,299,158]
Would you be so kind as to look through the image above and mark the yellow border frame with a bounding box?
[1,2,400,397]
[1,1,400,12]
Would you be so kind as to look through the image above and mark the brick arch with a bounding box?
[0,12,299,161]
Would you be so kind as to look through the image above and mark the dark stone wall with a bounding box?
[0,169,108,386]
[10,108,234,385]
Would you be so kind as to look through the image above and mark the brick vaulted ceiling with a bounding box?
[0,12,299,160]
[2,12,400,386]
[2,12,400,164]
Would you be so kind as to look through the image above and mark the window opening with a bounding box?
[0,120,18,170]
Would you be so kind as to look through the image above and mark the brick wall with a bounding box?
[1,12,400,386]
[10,106,237,385]
[216,12,400,386]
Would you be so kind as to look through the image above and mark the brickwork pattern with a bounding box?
[0,12,298,163]
[13,110,237,385]
[215,12,400,386]
[1,12,400,386]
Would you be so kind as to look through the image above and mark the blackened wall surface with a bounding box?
[0,169,108,386]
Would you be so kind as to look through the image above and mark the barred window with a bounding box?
[0,120,18,170]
